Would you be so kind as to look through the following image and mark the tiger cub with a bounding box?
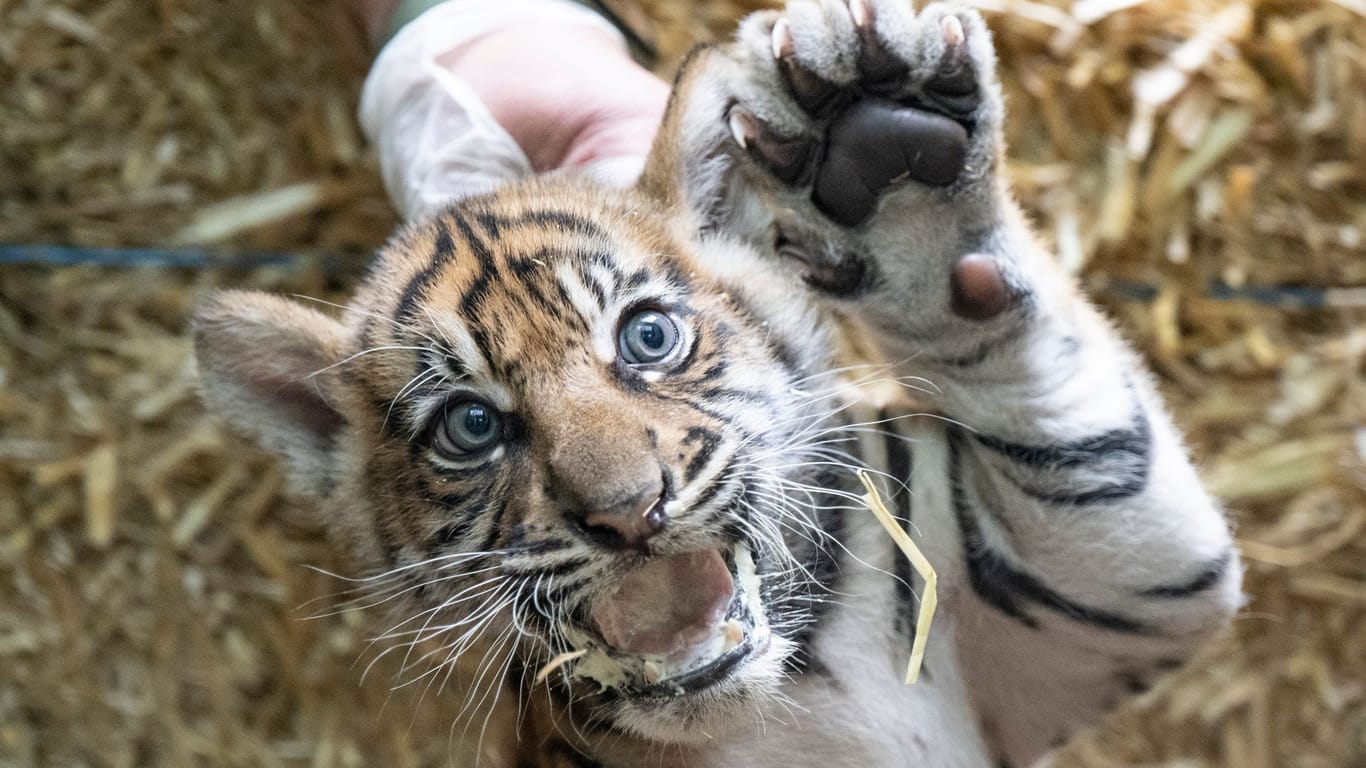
[194,1,1241,765]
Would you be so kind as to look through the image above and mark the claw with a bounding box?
[923,14,977,113]
[774,22,847,117]
[728,109,753,150]
[727,107,816,185]
[941,15,964,47]
[848,0,873,30]
[771,17,794,60]
[852,0,906,89]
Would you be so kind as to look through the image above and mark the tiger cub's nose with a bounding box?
[577,480,667,549]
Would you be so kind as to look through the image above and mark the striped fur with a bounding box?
[193,2,1241,766]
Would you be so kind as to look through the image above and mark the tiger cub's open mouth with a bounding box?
[564,543,769,696]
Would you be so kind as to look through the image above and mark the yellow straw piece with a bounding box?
[856,469,938,684]
[534,649,588,685]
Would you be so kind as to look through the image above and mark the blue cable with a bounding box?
[0,244,313,269]
[0,244,1344,309]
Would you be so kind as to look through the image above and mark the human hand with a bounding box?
[436,24,668,176]
[358,1,670,219]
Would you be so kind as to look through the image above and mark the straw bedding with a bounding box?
[0,0,1361,765]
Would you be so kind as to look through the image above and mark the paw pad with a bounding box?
[949,254,1013,320]
[738,2,993,226]
[814,100,967,226]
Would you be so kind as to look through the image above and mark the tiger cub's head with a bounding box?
[194,180,840,743]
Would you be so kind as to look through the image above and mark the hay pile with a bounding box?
[0,0,1362,766]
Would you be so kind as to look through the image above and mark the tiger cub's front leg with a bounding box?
[642,2,1242,764]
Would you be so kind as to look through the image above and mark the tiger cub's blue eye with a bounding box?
[618,310,681,365]
[436,401,501,455]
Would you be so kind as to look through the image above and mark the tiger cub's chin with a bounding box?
[609,634,795,745]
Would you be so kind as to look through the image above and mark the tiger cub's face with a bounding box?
[194,181,838,742]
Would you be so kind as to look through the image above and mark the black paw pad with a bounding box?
[812,98,968,226]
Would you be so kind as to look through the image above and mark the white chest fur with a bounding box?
[691,418,993,768]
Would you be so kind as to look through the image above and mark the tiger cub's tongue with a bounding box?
[590,549,734,657]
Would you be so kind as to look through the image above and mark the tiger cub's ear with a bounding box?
[192,290,348,497]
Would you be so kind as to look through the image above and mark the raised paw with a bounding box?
[729,0,1000,227]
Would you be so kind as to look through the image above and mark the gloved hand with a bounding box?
[359,0,667,221]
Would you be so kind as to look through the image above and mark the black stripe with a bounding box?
[931,321,1028,368]
[550,280,592,336]
[670,323,704,375]
[506,254,538,277]
[389,217,477,436]
[880,414,918,645]
[698,477,747,528]
[1007,472,1149,506]
[576,263,609,310]
[609,359,649,393]
[511,274,556,323]
[687,461,735,515]
[951,432,1154,634]
[454,210,498,319]
[542,573,596,608]
[698,361,727,381]
[373,396,407,440]
[646,388,744,425]
[1120,670,1152,694]
[442,354,470,380]
[512,554,592,580]
[951,433,1033,625]
[430,491,493,548]
[479,496,511,553]
[1139,551,1232,598]
[974,410,1151,471]
[472,210,501,238]
[625,267,651,289]
[482,209,610,242]
[976,409,1152,505]
[514,538,572,559]
[723,288,803,373]
[782,464,850,675]
[504,522,570,553]
[698,386,769,405]
[428,521,474,555]
[394,223,456,324]
[682,426,720,484]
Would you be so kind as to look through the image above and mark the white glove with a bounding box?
[359,0,645,221]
